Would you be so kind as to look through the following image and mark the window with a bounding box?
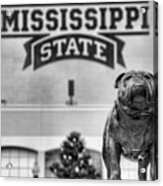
[1,147,38,178]
[45,148,102,178]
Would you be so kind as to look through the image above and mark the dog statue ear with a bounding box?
[144,72,154,81]
[114,73,125,88]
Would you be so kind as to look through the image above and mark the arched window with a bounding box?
[1,147,38,177]
[45,148,102,178]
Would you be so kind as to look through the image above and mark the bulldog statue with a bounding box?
[102,70,157,180]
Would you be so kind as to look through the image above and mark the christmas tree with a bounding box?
[49,131,101,179]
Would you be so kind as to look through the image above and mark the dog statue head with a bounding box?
[115,70,154,110]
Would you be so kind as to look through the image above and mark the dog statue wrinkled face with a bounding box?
[115,71,154,110]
